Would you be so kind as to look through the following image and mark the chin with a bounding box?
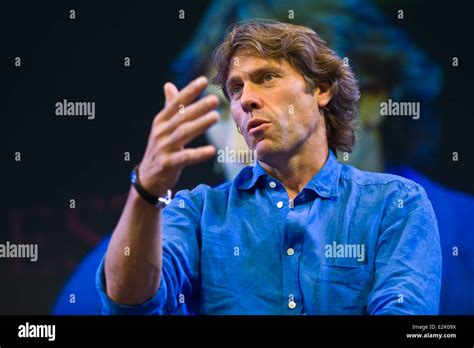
[254,139,281,161]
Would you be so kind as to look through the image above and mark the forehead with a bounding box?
[227,49,285,79]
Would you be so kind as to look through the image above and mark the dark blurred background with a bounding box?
[3,0,473,314]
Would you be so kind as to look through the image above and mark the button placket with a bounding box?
[280,198,310,314]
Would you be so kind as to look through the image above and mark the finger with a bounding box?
[164,82,179,106]
[158,76,209,121]
[165,111,219,148]
[170,145,216,167]
[162,94,219,134]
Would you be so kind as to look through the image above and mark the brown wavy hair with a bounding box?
[212,19,360,153]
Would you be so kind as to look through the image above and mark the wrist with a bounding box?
[129,186,158,210]
[130,164,170,208]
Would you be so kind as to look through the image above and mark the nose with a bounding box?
[240,84,262,114]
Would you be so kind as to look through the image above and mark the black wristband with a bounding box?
[130,165,167,208]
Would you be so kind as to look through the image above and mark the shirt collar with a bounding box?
[236,161,268,191]
[236,150,341,198]
[304,150,341,198]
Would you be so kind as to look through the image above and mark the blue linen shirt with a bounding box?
[96,151,441,315]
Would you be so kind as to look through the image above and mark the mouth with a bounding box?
[247,119,270,134]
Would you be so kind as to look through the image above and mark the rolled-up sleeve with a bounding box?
[96,187,204,315]
[367,182,442,315]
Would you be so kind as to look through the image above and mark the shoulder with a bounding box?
[338,163,438,230]
[337,162,433,213]
[171,165,255,209]
[339,162,424,194]
[174,175,239,203]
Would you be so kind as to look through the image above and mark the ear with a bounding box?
[314,83,333,108]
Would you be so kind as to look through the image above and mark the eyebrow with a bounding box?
[225,65,284,94]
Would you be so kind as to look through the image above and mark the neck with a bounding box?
[259,136,329,201]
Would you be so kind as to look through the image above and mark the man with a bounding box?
[97,20,441,315]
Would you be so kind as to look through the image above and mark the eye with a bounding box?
[263,73,277,82]
[231,85,242,97]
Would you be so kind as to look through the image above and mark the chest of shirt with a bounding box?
[197,188,379,314]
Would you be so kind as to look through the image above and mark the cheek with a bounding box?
[230,103,245,125]
[286,96,318,133]
[295,94,317,118]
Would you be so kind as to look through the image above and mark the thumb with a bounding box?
[164,82,179,106]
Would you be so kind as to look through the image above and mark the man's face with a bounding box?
[226,49,328,161]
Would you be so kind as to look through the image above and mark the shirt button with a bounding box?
[277,201,284,208]
[269,181,276,188]
[287,248,295,256]
[288,301,296,309]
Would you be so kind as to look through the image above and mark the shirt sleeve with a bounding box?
[96,187,204,315]
[367,182,442,315]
